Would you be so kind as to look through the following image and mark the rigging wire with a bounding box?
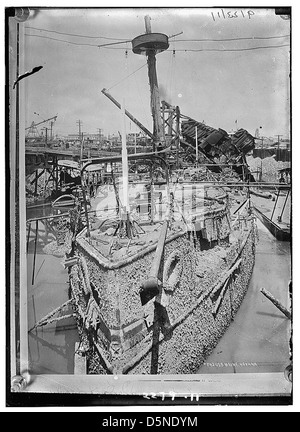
[168,33,177,100]
[168,48,176,103]
[107,63,147,91]
[127,53,152,131]
[166,47,174,100]
[25,26,130,41]
[94,44,291,52]
[172,49,177,103]
[24,33,130,47]
[24,33,290,52]
[174,44,290,52]
[25,26,289,42]
[170,34,290,42]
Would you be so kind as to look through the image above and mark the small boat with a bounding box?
[253,205,290,241]
[251,184,291,241]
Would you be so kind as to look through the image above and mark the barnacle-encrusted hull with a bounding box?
[69,208,256,375]
[127,226,255,375]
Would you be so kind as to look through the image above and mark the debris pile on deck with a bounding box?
[247,156,290,183]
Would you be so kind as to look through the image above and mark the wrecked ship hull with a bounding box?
[68,204,256,375]
[129,227,255,375]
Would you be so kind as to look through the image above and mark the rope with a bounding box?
[31,314,75,330]
[171,45,177,101]
[107,63,147,91]
[165,46,173,100]
[128,54,151,131]
[28,299,74,332]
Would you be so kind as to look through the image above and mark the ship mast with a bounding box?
[132,15,169,150]
[144,16,163,148]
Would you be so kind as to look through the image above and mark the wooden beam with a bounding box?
[261,288,291,319]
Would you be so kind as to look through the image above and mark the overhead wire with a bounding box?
[24,32,290,52]
[174,44,290,52]
[25,26,130,40]
[24,33,130,47]
[86,44,291,52]
[170,34,290,42]
[25,26,289,42]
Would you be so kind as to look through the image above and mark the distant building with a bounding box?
[66,133,102,142]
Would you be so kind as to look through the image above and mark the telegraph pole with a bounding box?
[80,132,84,161]
[276,134,283,150]
[97,128,102,146]
[42,127,48,147]
[76,120,82,139]
[50,121,54,140]
[176,106,180,169]
[195,125,198,168]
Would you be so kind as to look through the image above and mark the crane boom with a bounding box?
[25,115,57,130]
[101,89,155,140]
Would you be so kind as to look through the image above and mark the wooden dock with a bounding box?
[251,190,291,242]
[253,205,290,241]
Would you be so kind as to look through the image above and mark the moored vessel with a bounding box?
[64,16,257,374]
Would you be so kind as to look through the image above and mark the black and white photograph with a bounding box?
[6,5,293,407]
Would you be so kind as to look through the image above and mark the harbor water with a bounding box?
[26,206,291,376]
[27,203,79,375]
[198,218,291,374]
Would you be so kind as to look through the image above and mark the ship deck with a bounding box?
[79,181,234,264]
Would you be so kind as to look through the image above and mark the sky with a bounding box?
[14,7,290,140]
